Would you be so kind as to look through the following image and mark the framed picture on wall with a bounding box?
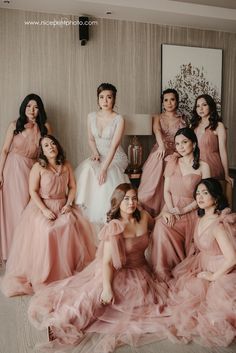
[161,44,223,121]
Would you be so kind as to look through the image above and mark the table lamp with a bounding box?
[124,114,152,173]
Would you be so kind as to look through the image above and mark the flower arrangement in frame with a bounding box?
[161,44,223,121]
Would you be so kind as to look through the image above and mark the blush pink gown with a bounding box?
[138,115,185,216]
[28,220,169,353]
[151,154,200,282]
[195,127,224,180]
[0,123,40,260]
[166,209,236,347]
[1,166,96,297]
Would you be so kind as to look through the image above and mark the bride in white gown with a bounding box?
[74,83,129,226]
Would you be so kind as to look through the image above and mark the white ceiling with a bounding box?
[1,0,236,33]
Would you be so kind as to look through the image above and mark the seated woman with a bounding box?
[28,183,168,353]
[166,178,236,347]
[1,135,96,297]
[151,127,211,282]
[74,83,129,227]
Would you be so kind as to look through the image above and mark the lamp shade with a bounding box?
[124,114,152,135]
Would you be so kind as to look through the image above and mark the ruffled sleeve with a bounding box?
[211,208,236,250]
[164,152,180,177]
[96,220,126,269]
[214,208,236,249]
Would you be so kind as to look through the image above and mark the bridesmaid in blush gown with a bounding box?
[0,94,51,261]
[151,128,211,282]
[166,178,236,347]
[1,135,96,297]
[138,89,185,216]
[190,94,233,206]
[28,184,169,353]
[74,83,129,228]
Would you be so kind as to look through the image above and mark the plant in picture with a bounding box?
[166,63,221,122]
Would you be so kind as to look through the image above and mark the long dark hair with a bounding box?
[107,183,141,222]
[194,178,229,217]
[97,83,117,108]
[175,127,200,169]
[190,94,222,130]
[161,88,179,109]
[14,93,48,136]
[38,135,65,167]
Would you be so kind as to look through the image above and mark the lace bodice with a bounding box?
[89,112,128,168]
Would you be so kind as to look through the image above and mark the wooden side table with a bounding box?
[126,172,142,188]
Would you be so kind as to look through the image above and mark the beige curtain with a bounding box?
[0,9,235,167]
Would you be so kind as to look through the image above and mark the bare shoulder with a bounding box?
[140,209,151,221]
[199,160,209,169]
[9,121,16,130]
[153,113,161,121]
[64,160,73,169]
[216,121,226,133]
[199,160,211,177]
[31,162,42,172]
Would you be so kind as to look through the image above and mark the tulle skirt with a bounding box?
[1,198,96,297]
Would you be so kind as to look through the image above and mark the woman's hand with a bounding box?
[156,144,166,159]
[61,204,72,214]
[98,168,107,185]
[42,208,57,220]
[100,288,114,305]
[197,271,215,281]
[0,174,3,188]
[225,175,234,187]
[169,206,182,215]
[161,211,176,227]
[91,154,100,162]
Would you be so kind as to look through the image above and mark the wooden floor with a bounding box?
[0,265,236,353]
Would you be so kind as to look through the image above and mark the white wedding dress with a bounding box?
[74,112,129,224]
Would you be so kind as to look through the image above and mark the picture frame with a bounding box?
[161,44,223,120]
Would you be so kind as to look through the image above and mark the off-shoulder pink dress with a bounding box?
[138,115,185,216]
[166,209,236,347]
[151,154,201,281]
[1,166,96,297]
[0,123,40,260]
[195,127,224,180]
[28,220,169,353]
